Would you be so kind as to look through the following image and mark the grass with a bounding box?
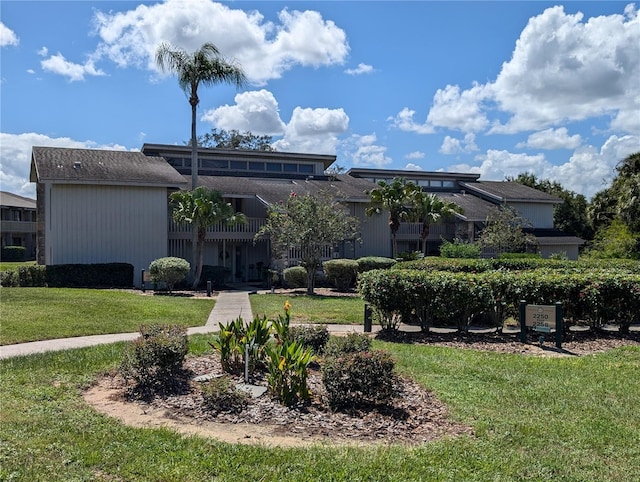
[0,260,36,271]
[0,337,638,481]
[250,293,365,324]
[0,288,215,345]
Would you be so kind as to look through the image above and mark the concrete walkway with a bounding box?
[0,288,374,360]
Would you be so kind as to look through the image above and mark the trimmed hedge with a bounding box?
[356,256,396,273]
[359,268,640,332]
[283,266,307,288]
[323,259,358,291]
[1,246,26,261]
[0,263,134,288]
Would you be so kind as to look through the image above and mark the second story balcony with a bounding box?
[0,220,37,234]
[168,217,266,242]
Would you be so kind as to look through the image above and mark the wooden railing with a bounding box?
[0,220,36,233]
[168,217,265,240]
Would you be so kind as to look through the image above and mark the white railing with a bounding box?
[288,244,335,263]
[169,217,265,235]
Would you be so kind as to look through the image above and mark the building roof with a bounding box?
[436,192,497,222]
[524,228,585,245]
[347,168,481,183]
[460,181,561,204]
[0,191,36,209]
[30,147,187,187]
[196,173,375,205]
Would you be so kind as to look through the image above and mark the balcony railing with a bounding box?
[168,217,265,241]
[396,223,448,240]
[0,220,36,233]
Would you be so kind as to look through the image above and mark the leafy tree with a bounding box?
[197,128,275,151]
[156,42,246,190]
[170,187,247,289]
[366,178,414,259]
[509,173,592,239]
[255,191,360,295]
[585,219,640,260]
[409,190,463,254]
[478,204,536,255]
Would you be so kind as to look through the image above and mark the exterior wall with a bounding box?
[539,244,579,261]
[350,203,392,258]
[45,184,169,286]
[509,202,555,228]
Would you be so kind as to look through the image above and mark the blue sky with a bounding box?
[1,0,638,199]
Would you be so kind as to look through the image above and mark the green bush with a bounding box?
[149,257,190,292]
[396,251,423,261]
[46,263,134,287]
[322,350,396,410]
[0,269,18,287]
[0,265,47,287]
[289,324,330,354]
[120,324,189,395]
[200,376,249,414]
[356,256,396,273]
[283,266,307,288]
[323,332,371,358]
[1,246,26,261]
[439,239,481,258]
[323,259,358,291]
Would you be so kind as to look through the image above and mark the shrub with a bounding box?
[201,376,249,414]
[149,257,190,292]
[265,340,314,406]
[439,239,481,258]
[283,266,307,288]
[356,256,396,273]
[396,251,423,261]
[1,246,26,261]
[120,324,189,395]
[323,259,358,291]
[46,263,134,288]
[323,332,371,358]
[289,324,330,354]
[0,269,18,287]
[322,350,396,410]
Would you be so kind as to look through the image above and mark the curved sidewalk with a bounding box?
[0,290,375,360]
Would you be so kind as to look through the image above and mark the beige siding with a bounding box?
[510,202,555,228]
[46,184,169,286]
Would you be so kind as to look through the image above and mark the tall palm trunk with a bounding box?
[421,223,430,255]
[190,94,199,285]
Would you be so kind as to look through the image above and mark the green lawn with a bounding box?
[0,338,638,481]
[0,288,215,345]
[250,293,365,324]
[0,261,36,271]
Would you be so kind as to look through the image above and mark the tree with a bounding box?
[509,173,593,240]
[156,42,246,190]
[409,191,463,255]
[478,204,536,255]
[586,219,639,260]
[255,191,360,295]
[197,128,275,151]
[366,178,414,259]
[170,187,247,289]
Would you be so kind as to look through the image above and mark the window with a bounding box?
[442,180,455,188]
[283,163,297,172]
[202,159,228,169]
[429,180,443,188]
[266,162,282,172]
[13,211,21,221]
[249,162,264,171]
[231,161,247,170]
[299,164,314,174]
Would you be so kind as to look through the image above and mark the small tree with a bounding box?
[170,187,246,289]
[478,204,536,255]
[409,191,463,255]
[149,257,190,293]
[255,191,360,295]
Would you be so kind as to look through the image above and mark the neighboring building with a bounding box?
[30,144,584,287]
[0,191,37,259]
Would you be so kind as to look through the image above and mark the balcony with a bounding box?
[168,217,265,241]
[396,223,450,240]
[0,220,37,234]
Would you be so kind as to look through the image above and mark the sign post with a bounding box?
[520,301,563,349]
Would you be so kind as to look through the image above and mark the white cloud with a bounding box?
[387,108,434,134]
[446,133,639,198]
[345,63,373,75]
[37,46,48,57]
[91,0,349,85]
[426,84,490,133]
[405,151,425,160]
[517,127,582,150]
[404,163,423,171]
[489,4,640,134]
[0,133,128,197]
[0,22,19,47]
[273,106,349,154]
[440,133,479,155]
[41,53,106,81]
[202,90,286,135]
[342,133,392,168]
[26,69,35,75]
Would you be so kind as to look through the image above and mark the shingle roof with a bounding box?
[196,173,375,204]
[0,191,36,209]
[436,192,497,222]
[460,181,561,203]
[30,147,186,187]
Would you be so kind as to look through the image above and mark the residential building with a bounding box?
[0,191,37,259]
[30,144,584,287]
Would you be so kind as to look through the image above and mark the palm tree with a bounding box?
[366,178,414,259]
[410,191,463,255]
[155,42,246,190]
[170,187,247,289]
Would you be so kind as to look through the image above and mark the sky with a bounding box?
[1,0,638,200]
